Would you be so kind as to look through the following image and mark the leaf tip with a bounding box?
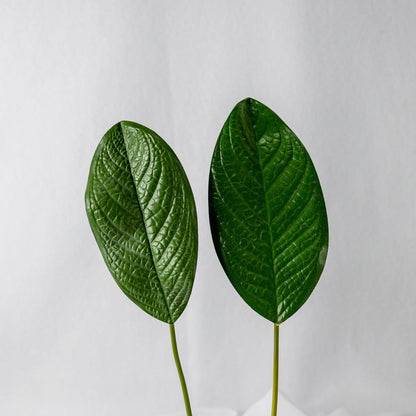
[238,97,255,107]
[234,97,264,121]
[118,120,137,133]
[118,120,135,127]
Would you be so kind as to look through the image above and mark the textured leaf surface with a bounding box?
[85,121,198,323]
[209,98,328,324]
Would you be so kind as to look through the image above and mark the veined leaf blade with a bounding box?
[85,121,198,323]
[209,98,328,324]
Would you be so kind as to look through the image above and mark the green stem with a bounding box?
[271,323,279,416]
[170,323,192,416]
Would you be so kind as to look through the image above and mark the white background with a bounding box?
[1,1,415,415]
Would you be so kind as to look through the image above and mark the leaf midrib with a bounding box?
[243,102,278,322]
[120,122,174,323]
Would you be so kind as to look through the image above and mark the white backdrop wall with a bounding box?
[1,1,415,415]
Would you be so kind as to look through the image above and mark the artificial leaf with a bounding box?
[209,98,328,324]
[85,121,198,323]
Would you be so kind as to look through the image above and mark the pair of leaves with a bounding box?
[85,99,328,325]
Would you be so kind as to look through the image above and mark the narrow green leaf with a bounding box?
[85,121,198,324]
[209,98,328,324]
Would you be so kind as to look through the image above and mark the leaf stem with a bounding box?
[271,323,279,416]
[170,323,192,416]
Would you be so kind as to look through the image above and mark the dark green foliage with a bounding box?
[86,121,198,323]
[209,98,328,324]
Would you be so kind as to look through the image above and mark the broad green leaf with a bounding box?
[209,98,328,324]
[85,121,198,324]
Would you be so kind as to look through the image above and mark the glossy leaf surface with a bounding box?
[86,121,197,323]
[209,98,328,324]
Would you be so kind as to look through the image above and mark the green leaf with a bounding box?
[85,121,198,324]
[209,98,328,324]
